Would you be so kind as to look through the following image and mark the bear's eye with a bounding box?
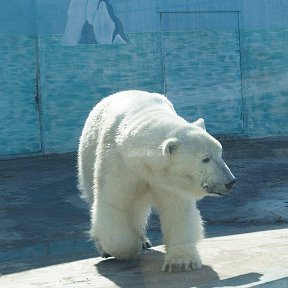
[202,157,211,163]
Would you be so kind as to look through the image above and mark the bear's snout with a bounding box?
[225,178,236,191]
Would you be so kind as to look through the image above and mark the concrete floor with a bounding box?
[1,229,288,287]
[0,138,288,286]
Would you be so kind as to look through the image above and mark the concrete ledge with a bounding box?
[1,228,287,288]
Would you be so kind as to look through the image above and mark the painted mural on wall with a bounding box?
[62,0,128,45]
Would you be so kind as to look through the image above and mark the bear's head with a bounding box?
[160,118,236,199]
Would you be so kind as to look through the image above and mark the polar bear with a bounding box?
[78,90,236,272]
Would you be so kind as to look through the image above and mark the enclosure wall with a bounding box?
[0,0,288,156]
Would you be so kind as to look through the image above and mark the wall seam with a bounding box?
[33,0,46,154]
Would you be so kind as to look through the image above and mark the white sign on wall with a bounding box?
[62,0,128,45]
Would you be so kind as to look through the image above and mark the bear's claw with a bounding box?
[162,259,201,272]
[162,245,202,272]
[101,252,111,258]
[142,239,152,249]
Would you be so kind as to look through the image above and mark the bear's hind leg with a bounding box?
[91,200,143,260]
[130,193,152,249]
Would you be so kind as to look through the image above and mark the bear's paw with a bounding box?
[162,244,202,272]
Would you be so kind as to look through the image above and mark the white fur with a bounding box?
[78,90,235,272]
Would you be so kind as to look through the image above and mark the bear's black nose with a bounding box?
[225,179,236,191]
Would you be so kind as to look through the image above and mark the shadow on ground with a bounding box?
[95,249,263,288]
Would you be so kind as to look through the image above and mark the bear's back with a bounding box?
[103,90,175,115]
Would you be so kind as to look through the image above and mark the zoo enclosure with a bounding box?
[1,0,288,157]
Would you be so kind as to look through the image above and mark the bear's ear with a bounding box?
[162,138,179,156]
[193,118,206,130]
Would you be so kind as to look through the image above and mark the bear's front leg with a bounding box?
[156,193,203,272]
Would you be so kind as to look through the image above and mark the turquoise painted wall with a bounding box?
[39,33,162,153]
[0,35,41,155]
[243,29,288,137]
[161,12,243,135]
[0,0,288,156]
